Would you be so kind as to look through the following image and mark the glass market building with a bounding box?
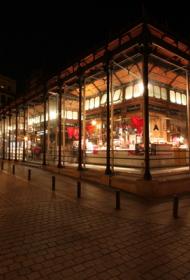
[0,22,190,180]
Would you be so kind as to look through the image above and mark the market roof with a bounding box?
[1,21,190,116]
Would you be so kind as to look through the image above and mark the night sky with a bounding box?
[0,2,189,92]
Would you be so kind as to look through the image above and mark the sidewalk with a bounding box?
[1,164,190,279]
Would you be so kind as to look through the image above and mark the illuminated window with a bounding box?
[148,84,154,97]
[73,112,78,119]
[125,86,133,100]
[34,116,40,124]
[89,98,94,109]
[85,100,89,110]
[94,96,100,108]
[161,87,167,100]
[154,85,160,99]
[182,94,187,105]
[113,89,121,103]
[50,111,57,120]
[67,111,72,119]
[170,90,175,103]
[28,118,33,125]
[176,92,181,104]
[134,83,143,98]
[101,93,107,105]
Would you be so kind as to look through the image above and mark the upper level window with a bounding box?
[113,89,121,103]
[73,112,78,119]
[101,93,107,105]
[170,90,176,103]
[182,94,187,106]
[154,85,160,99]
[125,86,133,100]
[161,87,167,100]
[134,83,143,98]
[176,92,181,105]
[94,96,100,108]
[148,84,154,97]
[85,100,89,110]
[67,111,72,119]
[89,98,94,109]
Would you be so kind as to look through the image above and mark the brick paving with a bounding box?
[1,163,190,279]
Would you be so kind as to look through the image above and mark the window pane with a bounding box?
[161,87,167,100]
[67,111,72,119]
[73,112,78,119]
[134,83,143,98]
[176,92,181,104]
[148,84,154,97]
[85,100,89,110]
[170,90,175,103]
[89,98,94,109]
[94,96,100,108]
[125,86,133,100]
[182,94,187,105]
[113,89,121,103]
[101,93,107,105]
[154,85,161,99]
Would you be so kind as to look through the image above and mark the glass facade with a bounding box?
[0,23,190,177]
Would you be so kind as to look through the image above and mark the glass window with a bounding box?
[28,118,33,125]
[73,112,78,120]
[67,111,72,119]
[148,84,154,97]
[50,111,57,120]
[154,85,161,99]
[176,92,181,104]
[94,96,100,108]
[36,116,40,124]
[125,86,133,100]
[85,100,89,110]
[134,83,143,98]
[182,94,187,105]
[101,93,107,105]
[170,90,176,103]
[89,98,94,109]
[113,89,121,103]
[161,87,167,100]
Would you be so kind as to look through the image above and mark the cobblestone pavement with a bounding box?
[1,163,190,279]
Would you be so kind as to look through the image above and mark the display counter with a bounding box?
[85,150,144,168]
[64,145,189,168]
[150,143,188,167]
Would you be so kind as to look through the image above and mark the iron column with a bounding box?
[42,84,47,166]
[78,73,83,171]
[142,24,152,180]
[105,52,112,175]
[57,78,63,168]
[15,110,18,161]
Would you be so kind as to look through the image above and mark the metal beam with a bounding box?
[152,35,190,62]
